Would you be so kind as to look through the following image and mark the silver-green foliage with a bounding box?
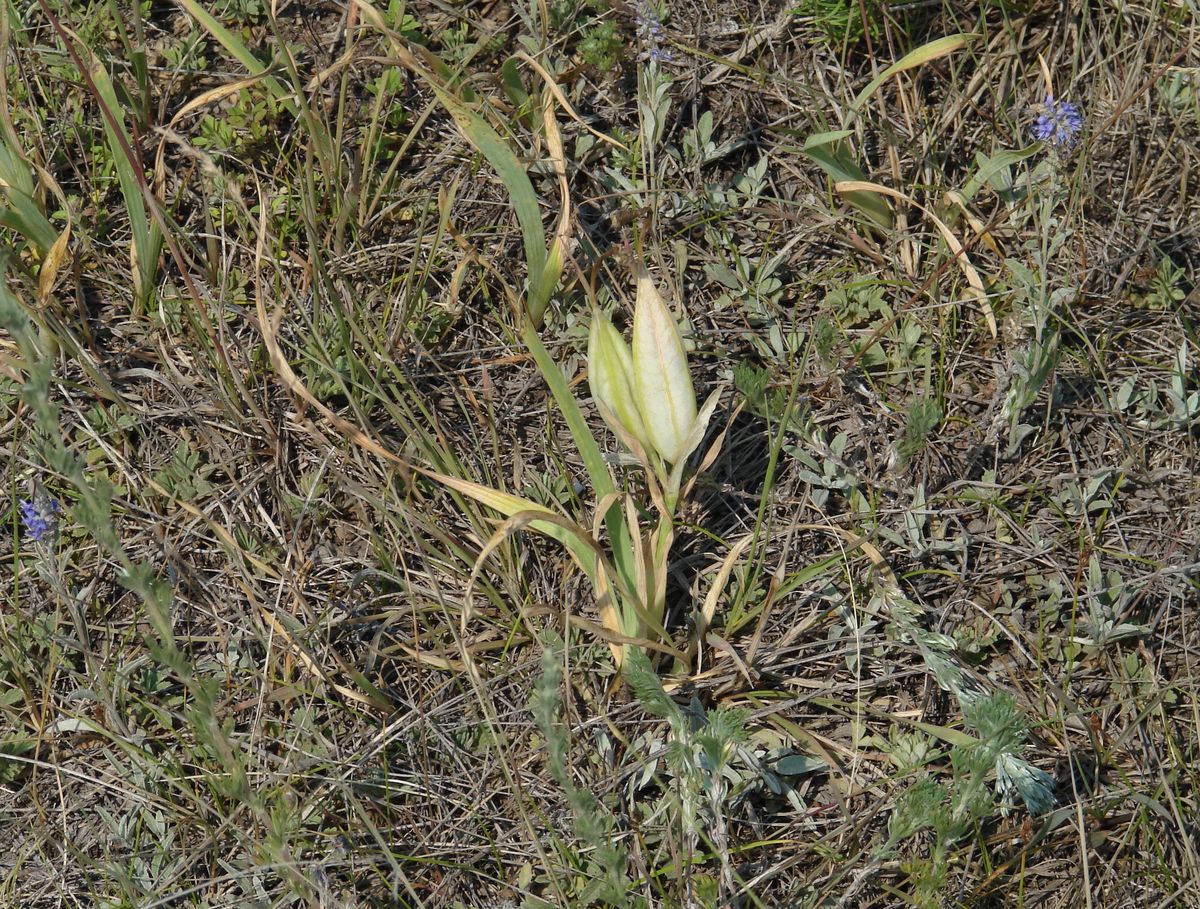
[1110,339,1200,431]
[885,693,1050,908]
[528,642,753,907]
[874,584,1056,816]
[1,272,319,906]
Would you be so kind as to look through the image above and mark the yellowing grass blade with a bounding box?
[37,224,70,303]
[166,72,274,126]
[625,495,649,624]
[465,507,597,610]
[699,535,755,633]
[944,190,1001,257]
[593,560,626,667]
[647,513,673,632]
[465,508,634,667]
[528,91,570,323]
[426,469,595,573]
[847,34,976,124]
[173,0,296,113]
[687,534,754,672]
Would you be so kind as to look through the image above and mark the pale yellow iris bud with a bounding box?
[588,309,651,451]
[631,268,697,465]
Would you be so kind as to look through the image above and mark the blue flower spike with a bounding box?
[635,0,673,64]
[19,495,61,543]
[1032,95,1084,150]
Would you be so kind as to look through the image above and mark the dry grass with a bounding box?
[1,0,1198,906]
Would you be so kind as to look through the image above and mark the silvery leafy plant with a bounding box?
[873,581,1055,816]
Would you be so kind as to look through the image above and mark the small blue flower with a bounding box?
[1032,95,1084,149]
[635,1,673,64]
[19,496,60,542]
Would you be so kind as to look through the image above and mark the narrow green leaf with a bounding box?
[801,139,893,230]
[847,34,976,123]
[802,129,855,149]
[430,84,548,305]
[775,554,845,597]
[500,56,533,129]
[173,0,296,113]
[521,321,635,585]
[395,38,552,321]
[527,234,561,325]
[0,190,56,255]
[961,145,1041,203]
[0,138,35,196]
[90,61,161,311]
[0,141,56,254]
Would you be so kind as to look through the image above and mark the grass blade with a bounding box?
[427,82,548,315]
[89,59,161,313]
[0,139,56,254]
[423,468,595,571]
[172,0,295,113]
[847,34,976,125]
[801,135,894,231]
[520,321,636,584]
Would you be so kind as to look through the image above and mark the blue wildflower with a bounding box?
[1032,95,1084,149]
[19,495,60,542]
[635,1,673,64]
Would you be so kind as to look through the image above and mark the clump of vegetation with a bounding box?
[791,0,886,47]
